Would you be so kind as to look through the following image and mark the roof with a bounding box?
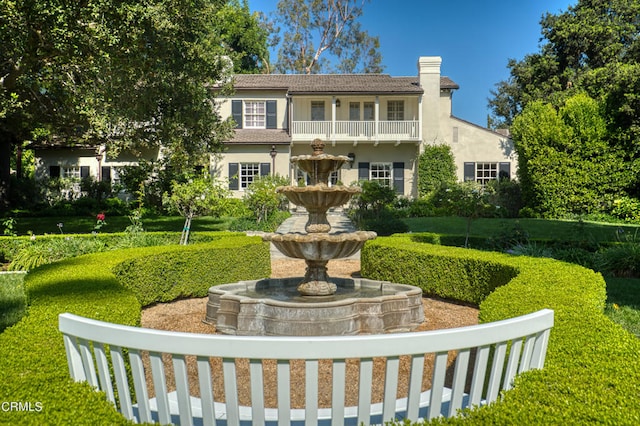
[231,74,459,94]
[227,129,291,144]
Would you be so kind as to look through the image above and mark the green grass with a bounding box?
[11,215,232,235]
[605,277,640,337]
[403,216,640,243]
[0,272,26,332]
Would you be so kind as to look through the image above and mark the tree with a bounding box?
[0,0,252,211]
[269,0,383,74]
[488,0,640,127]
[511,93,629,217]
[487,0,640,195]
[417,144,457,197]
[215,0,271,73]
[166,177,229,245]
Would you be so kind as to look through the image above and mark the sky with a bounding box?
[247,0,576,127]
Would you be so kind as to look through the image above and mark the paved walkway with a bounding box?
[262,211,359,260]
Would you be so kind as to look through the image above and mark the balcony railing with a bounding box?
[292,120,420,141]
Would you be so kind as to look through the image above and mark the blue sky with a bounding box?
[247,0,576,127]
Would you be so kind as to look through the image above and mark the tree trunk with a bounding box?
[0,132,15,212]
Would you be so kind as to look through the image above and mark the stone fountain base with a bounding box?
[204,277,425,336]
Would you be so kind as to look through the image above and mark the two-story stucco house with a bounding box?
[215,56,514,198]
[30,56,514,199]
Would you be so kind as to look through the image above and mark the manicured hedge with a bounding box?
[362,234,640,425]
[0,234,269,425]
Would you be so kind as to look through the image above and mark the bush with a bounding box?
[113,237,270,305]
[596,243,640,277]
[358,212,409,236]
[362,235,640,424]
[0,235,269,425]
[610,196,640,222]
[228,210,291,232]
[417,144,457,197]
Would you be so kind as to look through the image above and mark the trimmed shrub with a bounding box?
[114,240,270,305]
[362,236,640,425]
[0,234,269,425]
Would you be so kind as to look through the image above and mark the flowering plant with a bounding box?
[94,213,107,232]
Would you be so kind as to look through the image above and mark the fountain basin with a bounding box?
[263,231,376,260]
[204,277,425,336]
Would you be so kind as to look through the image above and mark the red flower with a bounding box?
[96,213,106,221]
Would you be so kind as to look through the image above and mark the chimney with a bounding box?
[418,56,442,144]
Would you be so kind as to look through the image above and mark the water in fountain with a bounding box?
[205,139,425,336]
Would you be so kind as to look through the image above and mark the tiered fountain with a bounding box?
[205,139,424,336]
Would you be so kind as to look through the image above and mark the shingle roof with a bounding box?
[231,74,459,94]
[227,129,291,144]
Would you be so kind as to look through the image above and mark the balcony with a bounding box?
[291,120,420,142]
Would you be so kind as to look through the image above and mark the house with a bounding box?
[31,56,514,200]
[215,56,514,198]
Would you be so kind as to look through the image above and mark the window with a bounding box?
[240,163,260,188]
[63,167,81,179]
[244,101,266,128]
[475,163,498,185]
[370,163,392,187]
[387,101,404,121]
[311,101,325,121]
[349,102,360,121]
[363,102,374,121]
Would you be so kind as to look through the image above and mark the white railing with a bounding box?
[59,309,553,425]
[292,120,420,141]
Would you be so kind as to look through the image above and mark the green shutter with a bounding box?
[229,163,239,190]
[393,162,404,194]
[232,100,242,129]
[464,162,475,181]
[499,162,511,180]
[358,162,369,181]
[266,101,277,129]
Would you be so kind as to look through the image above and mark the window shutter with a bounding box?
[101,166,111,182]
[49,165,60,178]
[80,166,90,179]
[266,100,277,129]
[464,162,475,181]
[358,162,369,181]
[260,162,271,176]
[499,162,511,180]
[229,163,239,190]
[232,100,243,129]
[393,162,404,194]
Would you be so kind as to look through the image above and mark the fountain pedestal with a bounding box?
[206,139,425,335]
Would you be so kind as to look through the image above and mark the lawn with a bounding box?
[403,216,640,243]
[0,272,27,332]
[10,215,232,235]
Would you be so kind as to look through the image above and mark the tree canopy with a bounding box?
[488,0,640,129]
[511,93,630,217]
[488,0,640,202]
[268,0,383,74]
[0,0,268,210]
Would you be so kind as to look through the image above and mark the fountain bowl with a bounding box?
[262,231,376,260]
[277,185,360,210]
[204,277,425,336]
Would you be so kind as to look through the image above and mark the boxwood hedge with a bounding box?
[0,234,269,425]
[362,234,640,425]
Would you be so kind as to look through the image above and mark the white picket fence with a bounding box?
[59,309,553,425]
